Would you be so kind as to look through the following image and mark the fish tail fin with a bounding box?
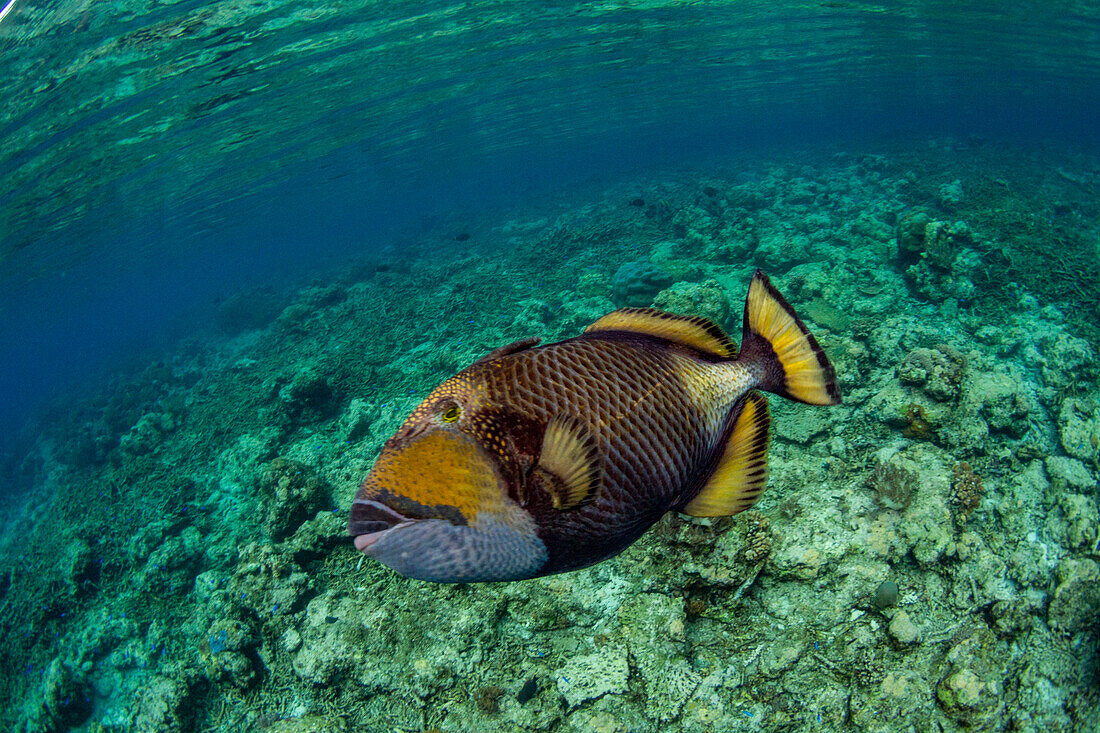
[739,270,841,406]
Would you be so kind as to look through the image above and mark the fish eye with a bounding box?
[440,402,461,423]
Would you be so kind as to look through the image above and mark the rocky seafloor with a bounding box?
[1,139,1098,732]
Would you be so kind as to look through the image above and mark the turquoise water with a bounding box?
[1,2,1099,731]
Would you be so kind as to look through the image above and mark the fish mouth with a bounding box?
[348,499,418,552]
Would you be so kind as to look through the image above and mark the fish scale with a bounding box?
[470,336,729,570]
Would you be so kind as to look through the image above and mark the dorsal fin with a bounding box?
[532,415,601,511]
[472,337,541,366]
[584,308,737,359]
[681,391,771,517]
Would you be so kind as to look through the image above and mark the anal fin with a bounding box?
[533,415,601,511]
[682,392,771,517]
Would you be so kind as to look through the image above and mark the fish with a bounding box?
[348,269,840,582]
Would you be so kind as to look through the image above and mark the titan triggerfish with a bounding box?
[349,269,841,582]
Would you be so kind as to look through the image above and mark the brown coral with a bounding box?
[475,685,505,714]
[952,462,984,522]
[868,459,919,511]
[901,403,934,440]
[741,511,772,563]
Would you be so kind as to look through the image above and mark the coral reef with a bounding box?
[2,143,1098,732]
[652,279,732,327]
[556,645,629,708]
[895,210,931,263]
[897,346,966,402]
[895,212,982,304]
[474,685,505,714]
[611,260,673,306]
[259,458,332,540]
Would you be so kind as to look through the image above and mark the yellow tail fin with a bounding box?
[741,270,841,406]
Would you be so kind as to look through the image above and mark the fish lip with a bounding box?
[353,520,417,552]
[348,498,413,535]
[349,499,419,552]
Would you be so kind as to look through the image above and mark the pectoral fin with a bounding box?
[682,392,771,517]
[533,415,601,511]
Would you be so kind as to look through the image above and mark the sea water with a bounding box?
[0,2,1097,731]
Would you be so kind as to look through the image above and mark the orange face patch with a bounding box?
[367,429,503,523]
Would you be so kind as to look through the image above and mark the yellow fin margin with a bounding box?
[744,271,841,405]
[585,308,736,359]
[536,415,601,511]
[682,392,771,517]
